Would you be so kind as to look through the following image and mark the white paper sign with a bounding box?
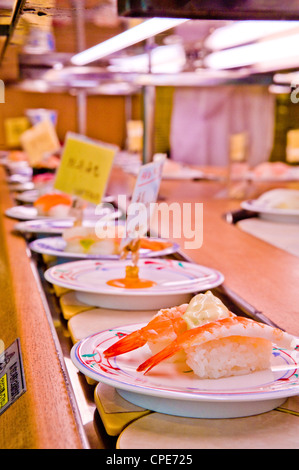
[122,155,165,246]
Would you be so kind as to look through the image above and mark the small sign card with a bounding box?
[229,132,248,162]
[4,117,30,148]
[20,119,60,166]
[122,154,166,246]
[286,129,299,163]
[54,132,117,205]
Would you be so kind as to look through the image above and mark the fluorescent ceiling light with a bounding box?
[71,17,189,66]
[268,84,291,94]
[134,69,249,87]
[204,32,299,71]
[274,72,299,85]
[108,44,186,73]
[205,21,299,51]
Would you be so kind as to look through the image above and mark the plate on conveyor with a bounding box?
[44,258,224,310]
[71,323,299,419]
[6,203,121,221]
[15,218,102,234]
[29,236,179,260]
[241,189,299,223]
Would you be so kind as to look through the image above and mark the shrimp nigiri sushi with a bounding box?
[34,193,72,217]
[137,316,298,379]
[104,291,233,361]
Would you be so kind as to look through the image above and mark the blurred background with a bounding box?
[0,0,299,166]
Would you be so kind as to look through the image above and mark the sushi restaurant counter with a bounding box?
[1,163,299,449]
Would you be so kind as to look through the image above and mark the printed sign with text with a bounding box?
[122,156,165,245]
[20,119,60,166]
[54,132,117,205]
[4,117,30,148]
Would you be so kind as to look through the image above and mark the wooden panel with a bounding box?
[0,88,134,150]
[0,166,85,449]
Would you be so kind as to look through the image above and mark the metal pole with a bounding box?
[71,0,87,135]
[76,89,87,135]
[142,37,156,164]
[142,85,156,164]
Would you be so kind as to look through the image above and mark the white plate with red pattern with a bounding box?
[71,322,299,418]
[44,258,224,310]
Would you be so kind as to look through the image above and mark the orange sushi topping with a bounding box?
[34,194,72,211]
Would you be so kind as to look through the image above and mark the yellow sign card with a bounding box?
[54,132,117,205]
[20,119,60,166]
[126,120,143,153]
[286,129,299,163]
[4,117,30,148]
[229,132,248,162]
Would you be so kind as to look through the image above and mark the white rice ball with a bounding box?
[47,204,71,218]
[185,335,272,379]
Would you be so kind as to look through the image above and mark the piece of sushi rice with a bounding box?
[185,335,273,379]
[47,204,71,218]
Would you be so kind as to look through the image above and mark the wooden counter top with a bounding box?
[0,166,86,449]
[1,163,299,448]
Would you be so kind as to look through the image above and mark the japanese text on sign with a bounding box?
[20,119,60,166]
[54,132,117,205]
[0,338,26,416]
[122,155,165,244]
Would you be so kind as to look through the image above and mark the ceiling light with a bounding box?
[70,17,189,66]
[204,32,299,71]
[274,72,299,85]
[268,84,291,94]
[108,43,186,73]
[205,21,299,51]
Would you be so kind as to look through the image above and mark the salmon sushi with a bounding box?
[34,193,72,217]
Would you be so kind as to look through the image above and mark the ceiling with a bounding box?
[0,1,298,93]
[118,0,299,21]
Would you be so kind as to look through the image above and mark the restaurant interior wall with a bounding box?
[0,10,176,153]
[270,92,299,163]
[0,87,138,149]
[0,5,298,163]
[0,6,137,150]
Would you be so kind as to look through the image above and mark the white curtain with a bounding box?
[170,85,275,167]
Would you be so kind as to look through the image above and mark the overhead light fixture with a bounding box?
[71,17,189,66]
[205,21,299,51]
[204,32,299,72]
[108,43,186,73]
[274,71,299,85]
[268,84,291,94]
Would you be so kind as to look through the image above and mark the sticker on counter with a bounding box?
[54,132,118,205]
[0,338,26,416]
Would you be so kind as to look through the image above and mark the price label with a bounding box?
[54,132,117,204]
[286,130,299,163]
[4,117,30,148]
[20,119,60,166]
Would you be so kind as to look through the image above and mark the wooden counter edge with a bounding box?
[0,169,86,449]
